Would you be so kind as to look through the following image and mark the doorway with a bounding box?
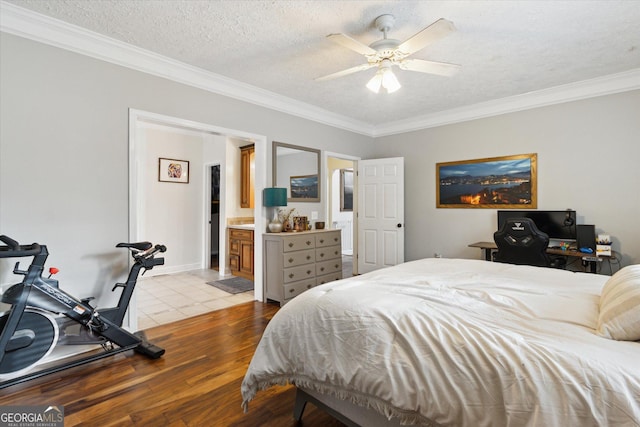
[128,109,267,331]
[210,165,220,270]
[326,153,360,276]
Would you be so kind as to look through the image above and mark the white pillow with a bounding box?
[596,264,640,341]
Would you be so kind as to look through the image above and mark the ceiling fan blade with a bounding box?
[398,58,460,77]
[327,33,377,56]
[315,63,377,81]
[397,18,456,56]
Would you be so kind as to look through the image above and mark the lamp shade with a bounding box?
[263,188,287,207]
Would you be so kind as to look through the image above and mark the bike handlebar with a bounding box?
[0,235,42,258]
[0,235,166,262]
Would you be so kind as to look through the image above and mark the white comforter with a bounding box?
[241,259,640,426]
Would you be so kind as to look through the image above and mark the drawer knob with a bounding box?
[319,239,324,243]
[288,242,294,248]
[306,240,312,246]
[289,288,295,293]
[306,255,311,260]
[288,258,294,263]
[289,273,294,279]
[320,267,325,272]
[334,251,338,255]
[307,284,312,289]
[334,237,338,242]
[335,264,339,269]
[307,270,312,275]
[320,253,324,258]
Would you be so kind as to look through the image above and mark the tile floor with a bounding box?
[136,255,353,330]
[136,269,254,330]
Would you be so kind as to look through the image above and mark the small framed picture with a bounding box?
[159,158,189,183]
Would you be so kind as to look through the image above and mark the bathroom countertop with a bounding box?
[228,224,255,230]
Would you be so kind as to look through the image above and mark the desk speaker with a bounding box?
[576,224,596,251]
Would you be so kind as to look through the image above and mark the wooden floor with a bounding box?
[0,302,346,427]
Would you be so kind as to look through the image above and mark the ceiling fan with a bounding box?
[316,14,460,93]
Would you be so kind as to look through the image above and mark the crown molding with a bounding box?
[372,68,640,137]
[2,1,639,139]
[0,1,373,136]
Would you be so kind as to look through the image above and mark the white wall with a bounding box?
[139,124,225,274]
[0,34,374,304]
[373,90,640,267]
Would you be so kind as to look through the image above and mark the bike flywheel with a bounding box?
[0,308,59,376]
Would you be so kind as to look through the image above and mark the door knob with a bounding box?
[397,223,402,228]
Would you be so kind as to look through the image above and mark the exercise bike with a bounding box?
[0,234,166,388]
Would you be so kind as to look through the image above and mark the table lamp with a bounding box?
[263,188,287,232]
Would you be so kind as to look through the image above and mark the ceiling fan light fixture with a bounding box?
[366,71,383,93]
[322,14,456,92]
[367,59,401,94]
[382,69,401,93]
[367,67,401,94]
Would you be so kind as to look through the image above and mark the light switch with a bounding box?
[311,211,318,220]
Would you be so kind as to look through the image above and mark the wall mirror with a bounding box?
[272,141,321,202]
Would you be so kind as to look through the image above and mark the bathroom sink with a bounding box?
[229,224,254,230]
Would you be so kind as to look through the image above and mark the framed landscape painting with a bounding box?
[289,174,319,200]
[436,153,537,208]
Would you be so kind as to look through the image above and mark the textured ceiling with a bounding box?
[5,0,640,126]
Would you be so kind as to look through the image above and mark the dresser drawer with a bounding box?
[315,245,341,262]
[315,232,340,248]
[283,264,315,283]
[316,272,342,286]
[283,249,315,268]
[282,235,316,252]
[283,278,316,301]
[316,259,342,276]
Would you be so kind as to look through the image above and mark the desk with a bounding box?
[468,241,608,273]
[468,241,497,261]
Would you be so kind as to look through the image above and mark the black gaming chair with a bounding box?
[493,217,566,268]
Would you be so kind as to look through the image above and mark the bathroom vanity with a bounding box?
[228,224,254,281]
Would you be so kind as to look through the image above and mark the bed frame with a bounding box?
[294,387,424,427]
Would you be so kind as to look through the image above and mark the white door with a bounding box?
[357,157,404,274]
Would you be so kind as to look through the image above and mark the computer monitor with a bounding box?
[497,210,577,241]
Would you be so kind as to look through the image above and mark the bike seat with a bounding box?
[116,242,152,251]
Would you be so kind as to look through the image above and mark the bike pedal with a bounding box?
[135,341,165,359]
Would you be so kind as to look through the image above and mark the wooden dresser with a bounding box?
[264,229,342,306]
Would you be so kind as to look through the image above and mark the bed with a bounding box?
[241,258,640,426]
